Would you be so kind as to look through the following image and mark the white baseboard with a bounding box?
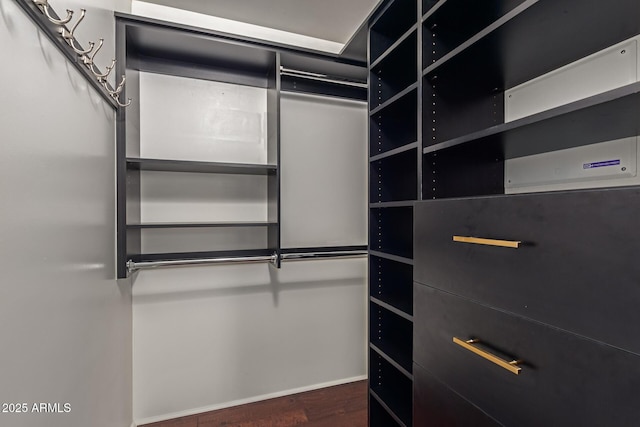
[134,375,368,426]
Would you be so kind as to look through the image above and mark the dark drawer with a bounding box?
[414,187,640,355]
[414,363,503,427]
[414,284,640,427]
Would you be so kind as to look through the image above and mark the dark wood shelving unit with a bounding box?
[411,0,640,424]
[116,13,367,277]
[368,1,420,424]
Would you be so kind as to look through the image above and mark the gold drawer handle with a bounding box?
[453,337,522,375]
[453,235,521,248]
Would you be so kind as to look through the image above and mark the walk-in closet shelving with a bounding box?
[116,13,367,278]
[413,0,640,424]
[368,0,420,425]
[422,0,640,199]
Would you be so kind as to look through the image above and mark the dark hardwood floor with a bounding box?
[140,380,368,427]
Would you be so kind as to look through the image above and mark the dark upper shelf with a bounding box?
[423,0,640,91]
[127,158,277,175]
[423,82,640,159]
[117,13,365,87]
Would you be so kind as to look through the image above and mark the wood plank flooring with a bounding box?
[140,380,368,427]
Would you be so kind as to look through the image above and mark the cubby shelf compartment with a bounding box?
[370,254,413,315]
[370,206,413,260]
[370,30,418,110]
[127,222,277,229]
[370,87,418,157]
[370,148,418,203]
[370,348,413,426]
[422,0,526,68]
[370,0,418,64]
[370,143,418,163]
[370,302,413,373]
[424,81,640,159]
[423,0,640,92]
[127,158,277,175]
[370,392,404,427]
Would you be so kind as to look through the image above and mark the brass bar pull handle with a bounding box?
[453,235,521,248]
[453,337,522,375]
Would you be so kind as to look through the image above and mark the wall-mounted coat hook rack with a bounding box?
[13,0,132,109]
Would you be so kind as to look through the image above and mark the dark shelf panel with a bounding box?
[422,0,526,68]
[370,0,418,64]
[371,297,413,322]
[370,88,418,158]
[370,30,418,109]
[423,81,640,160]
[370,255,413,315]
[423,0,640,91]
[127,222,277,229]
[128,248,273,263]
[370,142,418,163]
[370,392,404,427]
[369,201,415,208]
[370,205,413,259]
[370,148,418,203]
[369,349,413,426]
[369,250,414,265]
[370,302,413,373]
[127,158,277,175]
[371,343,413,380]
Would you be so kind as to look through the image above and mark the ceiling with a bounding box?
[138,0,381,44]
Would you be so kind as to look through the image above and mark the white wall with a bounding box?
[132,259,367,424]
[0,1,131,426]
[132,89,368,422]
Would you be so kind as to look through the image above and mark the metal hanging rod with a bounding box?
[280,67,367,88]
[127,254,278,273]
[281,250,368,261]
[126,250,368,273]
